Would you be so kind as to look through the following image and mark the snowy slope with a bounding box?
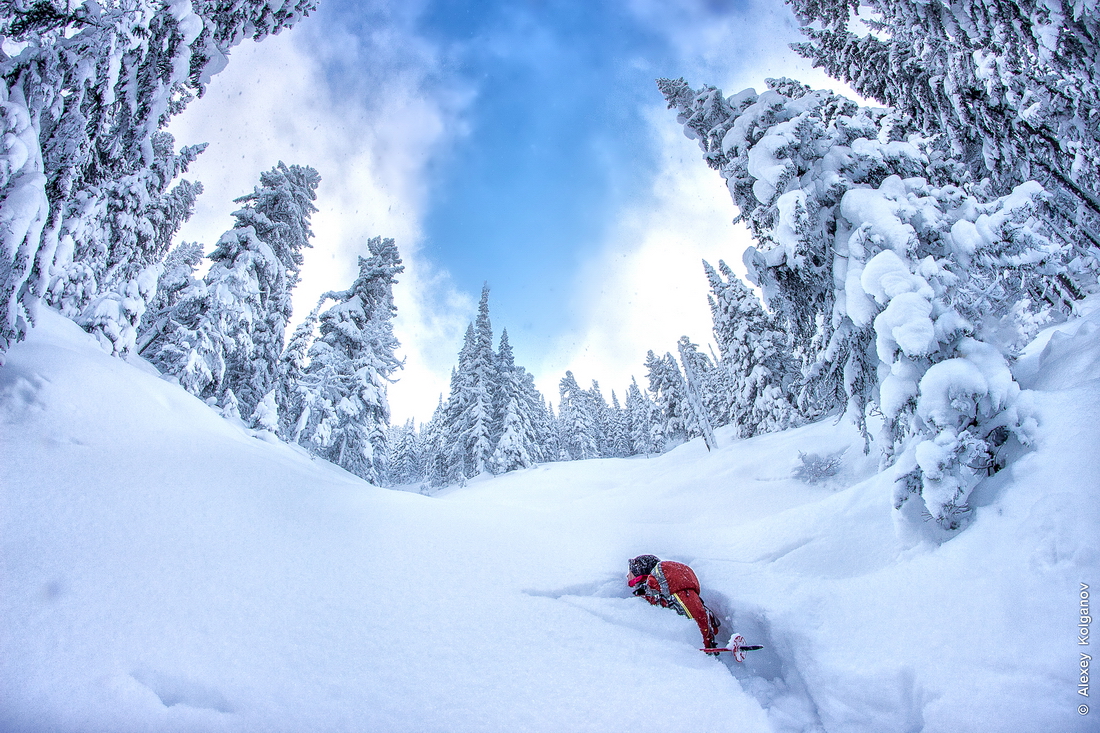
[2,307,1098,733]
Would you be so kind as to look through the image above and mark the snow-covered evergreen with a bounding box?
[558,370,601,461]
[422,287,551,486]
[625,377,662,456]
[0,81,51,360]
[386,418,419,487]
[789,0,1100,242]
[136,241,204,355]
[142,163,320,416]
[463,286,498,476]
[489,330,544,473]
[660,76,1092,531]
[0,0,315,359]
[677,335,719,451]
[277,299,324,436]
[290,236,404,485]
[644,349,696,450]
[704,259,800,436]
[607,390,631,458]
[220,162,320,418]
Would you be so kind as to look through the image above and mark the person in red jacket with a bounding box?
[627,555,721,652]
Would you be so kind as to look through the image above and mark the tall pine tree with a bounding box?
[704,259,800,435]
[142,162,319,416]
[291,236,403,485]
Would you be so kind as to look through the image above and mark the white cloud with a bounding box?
[627,0,862,97]
[530,0,863,406]
[532,105,753,403]
[167,21,474,425]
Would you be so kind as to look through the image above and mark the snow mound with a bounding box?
[2,308,1098,732]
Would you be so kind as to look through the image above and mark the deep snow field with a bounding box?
[2,306,1098,733]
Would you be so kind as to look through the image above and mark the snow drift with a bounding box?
[2,306,1098,732]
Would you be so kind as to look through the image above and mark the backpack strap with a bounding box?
[653,562,672,598]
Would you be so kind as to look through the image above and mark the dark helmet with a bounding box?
[629,555,660,577]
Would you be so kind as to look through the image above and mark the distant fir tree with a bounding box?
[489,330,543,473]
[644,350,696,449]
[0,0,315,359]
[423,286,552,485]
[291,236,404,485]
[421,396,448,489]
[607,391,631,458]
[558,371,601,460]
[677,336,719,451]
[465,286,498,474]
[537,397,566,463]
[437,355,472,486]
[659,76,1083,532]
[704,259,801,435]
[439,288,496,480]
[588,380,613,457]
[625,378,661,456]
[386,418,419,486]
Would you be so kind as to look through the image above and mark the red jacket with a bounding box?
[629,561,717,648]
[629,560,700,599]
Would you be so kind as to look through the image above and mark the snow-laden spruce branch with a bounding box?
[789,0,1100,233]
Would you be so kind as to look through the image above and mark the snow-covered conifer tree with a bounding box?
[276,299,323,436]
[136,242,204,354]
[420,396,448,489]
[587,380,611,457]
[438,334,475,484]
[536,397,563,463]
[607,391,631,458]
[558,371,600,460]
[489,329,542,473]
[789,0,1100,243]
[660,76,1072,531]
[219,162,319,417]
[704,259,800,435]
[440,287,498,479]
[144,163,319,414]
[250,390,280,433]
[0,82,51,360]
[677,336,718,450]
[625,378,660,457]
[290,236,403,485]
[386,418,418,486]
[0,0,315,359]
[644,350,696,449]
[426,288,552,484]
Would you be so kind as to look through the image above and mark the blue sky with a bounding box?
[170,0,846,422]
[412,0,673,342]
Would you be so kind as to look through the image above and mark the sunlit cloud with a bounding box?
[533,104,751,403]
[626,0,860,94]
[531,0,861,405]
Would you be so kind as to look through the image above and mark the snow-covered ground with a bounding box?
[2,307,1098,733]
